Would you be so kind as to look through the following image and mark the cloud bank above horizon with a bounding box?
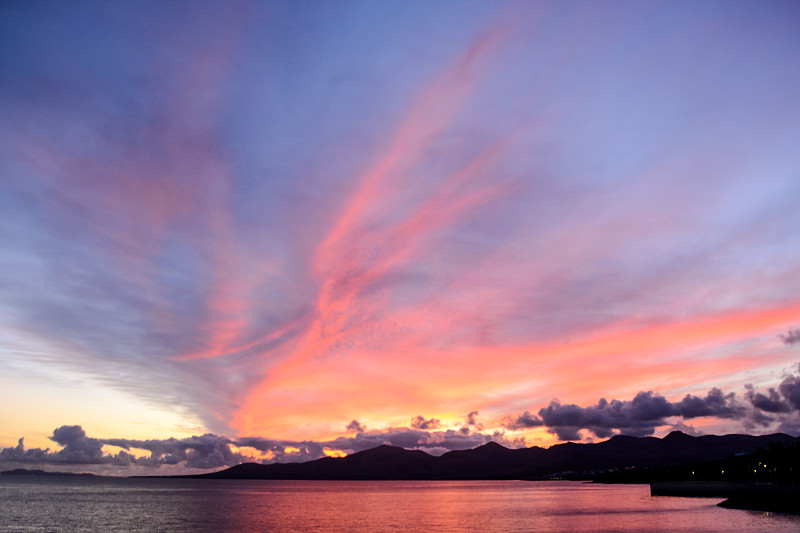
[1,1,800,460]
[4,366,800,473]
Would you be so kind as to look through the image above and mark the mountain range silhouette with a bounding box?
[195,431,797,480]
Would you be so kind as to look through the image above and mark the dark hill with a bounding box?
[194,431,798,481]
[1,468,96,477]
[206,445,438,480]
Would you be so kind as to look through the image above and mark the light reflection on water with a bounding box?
[1,477,798,532]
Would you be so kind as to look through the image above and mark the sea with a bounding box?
[1,477,798,532]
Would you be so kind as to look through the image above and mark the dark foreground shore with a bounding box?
[651,482,800,514]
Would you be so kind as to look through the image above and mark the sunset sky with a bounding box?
[2,1,800,474]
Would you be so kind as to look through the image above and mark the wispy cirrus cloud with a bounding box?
[1,2,800,452]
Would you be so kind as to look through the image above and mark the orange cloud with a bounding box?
[234,301,800,440]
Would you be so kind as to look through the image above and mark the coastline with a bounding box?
[651,482,800,514]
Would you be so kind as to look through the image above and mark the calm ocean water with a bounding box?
[1,477,798,532]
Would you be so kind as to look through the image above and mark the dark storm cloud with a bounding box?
[743,365,800,417]
[780,328,800,346]
[410,415,441,430]
[502,411,543,430]
[346,419,366,433]
[50,425,106,462]
[458,410,483,434]
[508,369,800,440]
[231,436,326,463]
[0,439,54,463]
[778,373,800,411]
[104,433,250,469]
[0,426,130,466]
[676,388,743,419]
[536,391,686,440]
[745,385,791,413]
[0,426,252,469]
[1,423,525,471]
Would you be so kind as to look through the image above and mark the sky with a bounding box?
[1,0,800,474]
